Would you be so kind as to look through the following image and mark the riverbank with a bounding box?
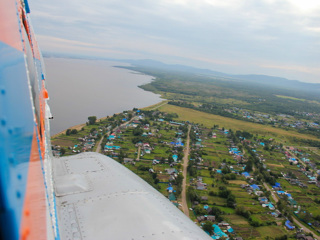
[51,100,168,138]
[45,57,162,135]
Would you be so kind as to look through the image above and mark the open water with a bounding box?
[44,57,162,135]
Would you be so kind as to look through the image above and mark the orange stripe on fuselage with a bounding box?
[20,129,47,240]
[0,0,23,52]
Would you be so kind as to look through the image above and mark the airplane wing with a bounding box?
[54,152,211,239]
[0,1,211,239]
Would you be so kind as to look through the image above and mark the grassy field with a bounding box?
[276,95,306,101]
[141,100,168,110]
[256,226,289,239]
[276,95,320,106]
[158,104,319,142]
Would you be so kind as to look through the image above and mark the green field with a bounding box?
[158,103,319,142]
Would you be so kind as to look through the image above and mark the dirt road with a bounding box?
[181,125,191,217]
[95,133,107,153]
[137,146,141,161]
[263,182,279,203]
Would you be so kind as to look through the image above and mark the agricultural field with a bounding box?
[158,104,319,142]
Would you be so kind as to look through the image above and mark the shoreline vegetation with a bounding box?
[51,100,168,138]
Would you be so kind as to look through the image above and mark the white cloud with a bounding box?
[288,0,320,13]
[28,0,320,83]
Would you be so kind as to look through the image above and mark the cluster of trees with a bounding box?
[291,137,320,148]
[174,174,183,197]
[218,186,236,208]
[187,186,201,203]
[131,125,145,143]
[192,204,224,223]
[244,144,279,186]
[187,161,197,177]
[66,128,78,136]
[88,116,97,125]
[235,206,251,219]
[117,150,127,163]
[133,127,143,136]
[276,199,293,221]
[235,130,253,139]
[136,165,161,190]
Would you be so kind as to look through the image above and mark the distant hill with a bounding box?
[125,59,320,93]
[43,54,320,93]
[126,59,229,78]
[232,74,320,93]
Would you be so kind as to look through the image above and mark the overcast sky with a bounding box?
[28,0,320,83]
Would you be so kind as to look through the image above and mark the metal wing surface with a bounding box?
[53,152,211,240]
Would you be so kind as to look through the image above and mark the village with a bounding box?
[51,108,320,239]
[223,107,320,133]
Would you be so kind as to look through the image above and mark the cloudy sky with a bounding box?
[28,0,320,83]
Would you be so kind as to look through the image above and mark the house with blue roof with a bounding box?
[250,184,260,191]
[242,172,250,178]
[172,155,178,162]
[258,197,268,203]
[285,220,295,230]
[273,182,281,189]
[227,227,234,233]
[108,135,115,140]
[167,186,173,192]
[268,203,275,210]
[211,224,228,239]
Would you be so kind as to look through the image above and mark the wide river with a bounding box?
[44,58,162,135]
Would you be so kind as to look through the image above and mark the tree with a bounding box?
[175,174,183,186]
[187,186,200,202]
[118,150,125,163]
[168,155,174,164]
[71,129,78,134]
[88,116,97,125]
[66,129,71,136]
[227,194,236,208]
[194,205,207,215]
[202,221,214,235]
[235,206,251,219]
[133,127,143,136]
[245,160,253,172]
[60,148,66,156]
